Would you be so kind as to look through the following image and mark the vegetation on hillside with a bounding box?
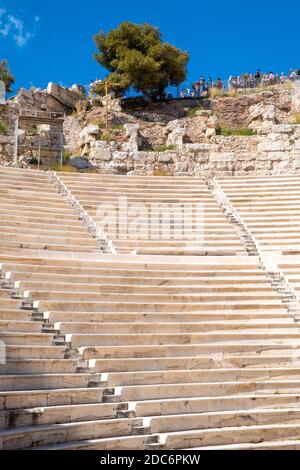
[217,127,257,136]
[93,22,189,101]
[0,119,8,135]
[0,60,15,93]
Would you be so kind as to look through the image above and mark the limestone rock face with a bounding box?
[205,128,217,139]
[90,141,113,162]
[79,125,100,145]
[123,124,142,153]
[292,82,300,113]
[248,103,277,129]
[166,120,186,148]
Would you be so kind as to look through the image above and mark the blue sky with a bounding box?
[1,0,299,94]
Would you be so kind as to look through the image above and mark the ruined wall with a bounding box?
[46,83,83,110]
[211,88,292,128]
[0,103,18,165]
[87,125,300,177]
[1,83,300,174]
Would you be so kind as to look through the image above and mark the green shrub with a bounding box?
[101,132,115,142]
[100,125,124,142]
[217,127,256,136]
[186,105,203,117]
[63,149,72,161]
[0,119,8,135]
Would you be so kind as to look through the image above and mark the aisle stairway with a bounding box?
[1,167,300,450]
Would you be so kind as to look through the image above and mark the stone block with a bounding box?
[257,141,286,152]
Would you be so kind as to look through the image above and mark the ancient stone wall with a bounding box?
[0,103,18,165]
[46,83,83,110]
[1,83,300,174]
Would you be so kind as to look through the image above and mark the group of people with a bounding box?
[228,69,300,90]
[180,77,216,98]
[179,68,300,98]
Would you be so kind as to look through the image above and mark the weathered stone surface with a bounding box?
[79,125,100,145]
[166,120,186,148]
[158,153,175,163]
[69,157,91,169]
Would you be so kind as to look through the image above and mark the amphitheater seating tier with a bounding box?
[58,173,246,256]
[0,167,300,450]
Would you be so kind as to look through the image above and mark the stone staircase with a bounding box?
[1,167,300,450]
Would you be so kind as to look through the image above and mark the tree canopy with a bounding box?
[93,22,189,100]
[0,60,15,93]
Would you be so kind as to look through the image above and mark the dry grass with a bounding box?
[291,113,300,124]
[153,168,172,176]
[72,100,88,116]
[48,163,77,172]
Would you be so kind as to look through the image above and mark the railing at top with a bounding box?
[19,109,65,120]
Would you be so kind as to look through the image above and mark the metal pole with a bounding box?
[105,82,109,132]
[38,144,40,170]
[13,117,19,167]
[60,132,63,170]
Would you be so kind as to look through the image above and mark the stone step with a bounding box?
[0,331,53,346]
[0,310,30,321]
[2,264,265,277]
[44,310,291,324]
[0,289,13,299]
[0,373,100,391]
[0,241,99,253]
[0,196,74,210]
[65,180,207,188]
[0,387,105,410]
[132,393,300,417]
[32,434,150,450]
[58,173,204,181]
[116,380,300,402]
[29,291,282,306]
[0,320,42,333]
[35,299,286,314]
[190,439,300,450]
[0,203,79,218]
[0,233,98,246]
[0,359,77,374]
[0,215,85,228]
[7,271,270,286]
[102,367,300,387]
[17,281,276,296]
[148,408,300,435]
[6,345,67,360]
[0,222,91,236]
[112,242,243,250]
[56,320,297,335]
[90,354,300,372]
[150,422,300,450]
[66,332,300,348]
[0,417,140,449]
[0,401,126,428]
[134,248,244,256]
